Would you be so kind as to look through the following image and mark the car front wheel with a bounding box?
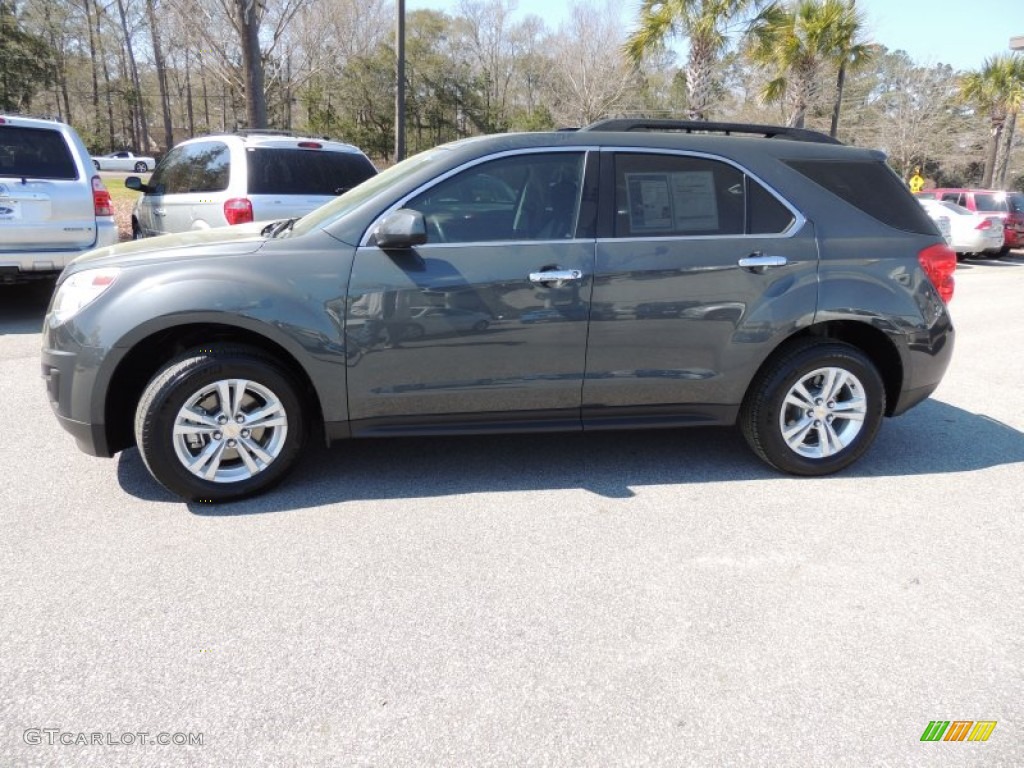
[134,161,148,172]
[134,346,306,502]
[740,340,885,476]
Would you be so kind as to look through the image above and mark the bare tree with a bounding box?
[114,0,150,149]
[145,0,173,148]
[547,1,635,126]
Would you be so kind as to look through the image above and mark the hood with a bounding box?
[68,223,268,271]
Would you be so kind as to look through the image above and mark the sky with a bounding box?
[406,0,1024,73]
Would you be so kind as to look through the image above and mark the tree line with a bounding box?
[2,0,1023,189]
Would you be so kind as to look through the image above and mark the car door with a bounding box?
[135,146,188,236]
[582,149,820,426]
[346,149,597,432]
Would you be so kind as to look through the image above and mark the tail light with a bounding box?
[976,219,993,230]
[91,176,113,217]
[918,243,956,303]
[223,198,253,225]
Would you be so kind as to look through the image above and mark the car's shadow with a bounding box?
[0,281,56,334]
[957,252,1024,268]
[113,398,1024,515]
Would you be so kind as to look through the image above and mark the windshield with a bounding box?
[290,146,452,237]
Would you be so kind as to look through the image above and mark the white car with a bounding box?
[127,131,377,238]
[918,198,1002,257]
[91,151,155,173]
[917,200,952,246]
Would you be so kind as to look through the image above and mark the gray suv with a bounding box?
[41,120,957,502]
[1,114,118,282]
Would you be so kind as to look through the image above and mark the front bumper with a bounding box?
[41,337,114,458]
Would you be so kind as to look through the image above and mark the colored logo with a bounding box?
[921,721,997,742]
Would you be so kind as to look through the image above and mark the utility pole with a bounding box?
[395,0,406,162]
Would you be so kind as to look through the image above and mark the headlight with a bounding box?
[49,268,120,325]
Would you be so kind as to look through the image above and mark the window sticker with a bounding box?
[625,171,719,233]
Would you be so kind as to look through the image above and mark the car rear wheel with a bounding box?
[740,340,884,476]
[134,346,306,502]
[134,161,148,173]
[92,160,100,170]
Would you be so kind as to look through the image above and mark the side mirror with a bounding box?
[374,208,427,249]
[125,176,153,194]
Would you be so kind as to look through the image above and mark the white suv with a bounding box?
[0,114,118,282]
[127,130,377,237]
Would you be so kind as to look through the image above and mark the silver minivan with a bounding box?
[127,131,377,237]
[1,114,118,281]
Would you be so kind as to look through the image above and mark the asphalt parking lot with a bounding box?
[2,255,1022,766]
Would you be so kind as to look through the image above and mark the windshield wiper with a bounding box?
[263,217,298,238]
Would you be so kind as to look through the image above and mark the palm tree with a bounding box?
[748,0,871,131]
[960,55,1024,188]
[827,1,873,138]
[625,0,759,121]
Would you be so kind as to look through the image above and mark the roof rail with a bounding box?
[232,128,295,137]
[579,118,841,145]
[0,112,63,123]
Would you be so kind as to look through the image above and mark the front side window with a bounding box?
[149,146,188,194]
[183,141,230,193]
[405,152,584,243]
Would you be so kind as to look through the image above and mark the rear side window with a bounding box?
[247,149,377,196]
[1007,194,1024,214]
[613,153,794,237]
[785,159,936,235]
[973,193,1008,213]
[0,126,77,180]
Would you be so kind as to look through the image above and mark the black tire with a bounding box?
[92,160,100,170]
[740,340,885,476]
[134,346,306,502]
[131,218,142,240]
[134,161,147,173]
[472,320,489,332]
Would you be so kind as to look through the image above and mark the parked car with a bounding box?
[917,198,1003,257]
[1006,191,1024,250]
[126,130,378,238]
[916,199,952,246]
[916,188,1019,253]
[0,113,117,283]
[91,150,155,173]
[42,119,956,502]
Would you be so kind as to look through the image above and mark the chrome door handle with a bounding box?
[738,254,787,271]
[154,208,167,216]
[529,269,583,284]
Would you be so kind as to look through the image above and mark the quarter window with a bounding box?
[405,152,584,243]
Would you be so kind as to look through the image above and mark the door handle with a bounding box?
[529,269,583,284]
[738,254,787,272]
[154,208,167,216]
